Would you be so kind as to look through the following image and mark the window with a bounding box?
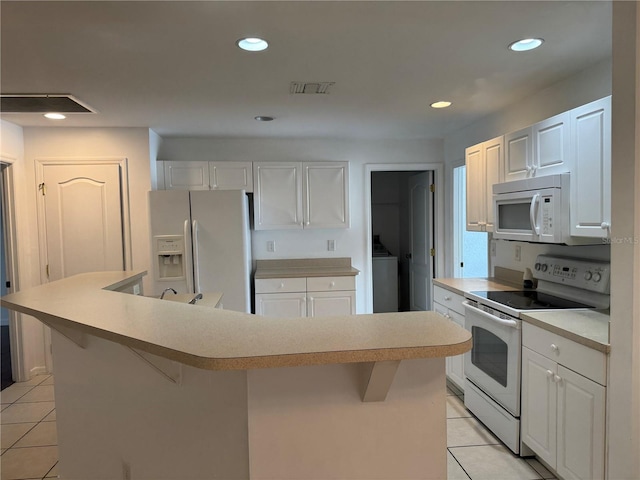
[453,165,488,278]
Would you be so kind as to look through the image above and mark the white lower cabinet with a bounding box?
[255,276,356,318]
[521,324,606,480]
[432,285,467,392]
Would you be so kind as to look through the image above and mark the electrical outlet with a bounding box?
[490,240,496,257]
[327,239,336,251]
[515,245,522,262]
[266,240,275,253]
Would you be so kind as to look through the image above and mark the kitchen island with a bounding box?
[1,271,471,480]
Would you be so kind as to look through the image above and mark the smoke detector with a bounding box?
[289,82,335,95]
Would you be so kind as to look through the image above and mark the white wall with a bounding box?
[159,137,444,313]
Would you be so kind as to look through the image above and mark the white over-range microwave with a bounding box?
[493,173,601,245]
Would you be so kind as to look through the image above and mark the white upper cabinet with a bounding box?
[254,161,349,231]
[570,97,612,238]
[466,136,503,232]
[303,162,350,229]
[209,161,253,192]
[504,112,571,182]
[160,161,254,191]
[163,161,210,190]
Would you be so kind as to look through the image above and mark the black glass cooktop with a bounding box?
[470,290,595,310]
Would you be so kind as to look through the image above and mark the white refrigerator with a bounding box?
[148,190,251,313]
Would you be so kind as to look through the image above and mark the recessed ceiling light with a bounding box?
[43,112,66,120]
[508,38,544,52]
[430,101,452,109]
[254,116,275,122]
[237,37,269,52]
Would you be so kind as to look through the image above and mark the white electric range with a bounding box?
[462,255,610,454]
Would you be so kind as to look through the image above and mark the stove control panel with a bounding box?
[533,255,610,293]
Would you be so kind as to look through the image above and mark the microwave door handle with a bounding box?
[463,300,519,329]
[530,193,541,235]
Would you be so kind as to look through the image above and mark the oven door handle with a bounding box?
[463,300,520,329]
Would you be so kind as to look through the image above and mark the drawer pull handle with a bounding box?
[279,282,285,289]
[546,370,554,379]
[444,313,451,319]
[550,344,559,353]
[553,375,562,384]
[444,296,451,301]
[330,281,336,287]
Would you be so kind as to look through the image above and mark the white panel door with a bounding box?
[307,291,355,317]
[163,161,210,190]
[504,127,532,182]
[253,163,303,230]
[465,144,485,232]
[484,137,503,231]
[556,366,606,480]
[570,97,611,238]
[408,172,433,311]
[521,347,557,469]
[209,162,253,192]
[42,163,124,281]
[255,293,307,318]
[534,112,571,176]
[303,162,349,228]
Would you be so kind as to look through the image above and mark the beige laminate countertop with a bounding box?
[433,277,522,295]
[254,258,360,279]
[1,271,470,371]
[521,310,610,353]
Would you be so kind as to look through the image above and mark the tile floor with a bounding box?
[0,375,555,480]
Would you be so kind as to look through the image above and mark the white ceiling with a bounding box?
[0,1,612,139]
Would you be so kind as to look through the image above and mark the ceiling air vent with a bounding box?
[289,82,335,95]
[0,94,96,113]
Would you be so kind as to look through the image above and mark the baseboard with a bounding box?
[30,366,47,377]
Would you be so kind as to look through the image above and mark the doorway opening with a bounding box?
[367,165,441,313]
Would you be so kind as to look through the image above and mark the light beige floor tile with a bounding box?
[0,402,55,424]
[447,417,500,447]
[448,451,471,479]
[42,409,57,422]
[525,458,557,479]
[446,395,472,419]
[1,385,33,404]
[14,421,57,447]
[41,376,55,386]
[0,445,58,480]
[450,444,542,480]
[45,462,59,478]
[1,423,36,449]
[16,385,55,403]
[16,375,50,387]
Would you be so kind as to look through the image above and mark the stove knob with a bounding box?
[593,272,602,283]
[584,271,593,281]
[535,263,541,271]
[541,264,548,272]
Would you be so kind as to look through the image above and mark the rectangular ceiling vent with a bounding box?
[0,94,96,113]
[289,82,335,95]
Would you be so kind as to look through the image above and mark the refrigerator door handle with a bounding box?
[192,219,201,293]
[183,219,195,293]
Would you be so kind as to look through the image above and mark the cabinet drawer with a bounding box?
[433,286,465,314]
[522,322,607,385]
[307,276,355,292]
[255,277,306,294]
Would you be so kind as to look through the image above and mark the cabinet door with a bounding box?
[209,162,253,192]
[484,137,503,232]
[570,97,611,238]
[533,112,571,177]
[307,291,355,317]
[163,161,210,190]
[521,347,557,469]
[303,162,349,228]
[255,292,307,318]
[447,310,466,391]
[465,143,486,232]
[253,163,303,230]
[556,366,606,480]
[504,127,532,182]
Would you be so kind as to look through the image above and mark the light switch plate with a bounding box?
[327,239,336,251]
[267,240,275,253]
